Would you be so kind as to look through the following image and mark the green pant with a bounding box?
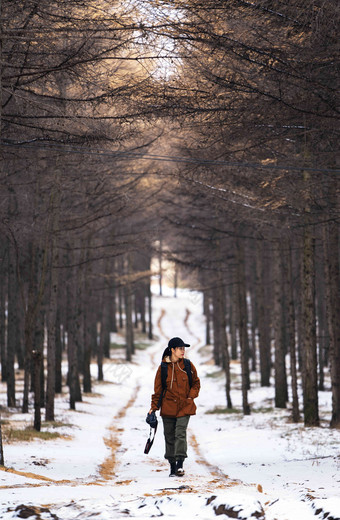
[162,415,190,463]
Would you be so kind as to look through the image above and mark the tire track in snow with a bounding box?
[0,384,143,489]
[182,309,229,484]
[184,307,201,349]
[183,305,253,491]
[99,382,141,481]
[188,430,243,489]
[0,466,73,488]
[150,308,166,369]
[107,307,168,485]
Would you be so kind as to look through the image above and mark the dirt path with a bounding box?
[0,382,142,491]
[0,383,143,491]
[184,307,201,349]
[181,307,263,498]
[99,383,141,481]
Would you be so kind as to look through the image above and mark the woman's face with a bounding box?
[172,346,185,361]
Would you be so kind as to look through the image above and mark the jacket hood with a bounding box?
[163,356,186,364]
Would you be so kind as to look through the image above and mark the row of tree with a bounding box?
[0,0,339,464]
[148,0,339,427]
[0,0,164,450]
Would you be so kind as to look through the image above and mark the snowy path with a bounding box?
[1,289,340,519]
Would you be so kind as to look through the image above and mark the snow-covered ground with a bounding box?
[0,287,339,519]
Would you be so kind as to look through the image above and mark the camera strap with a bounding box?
[144,421,158,454]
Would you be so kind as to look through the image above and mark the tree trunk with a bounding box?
[230,283,238,360]
[46,206,60,421]
[158,238,163,296]
[68,330,78,409]
[100,303,111,360]
[125,283,134,362]
[83,241,93,393]
[218,283,232,409]
[82,296,92,393]
[32,350,41,431]
[249,277,257,373]
[34,307,45,407]
[0,244,6,382]
[134,288,140,329]
[174,262,178,298]
[203,290,211,345]
[15,298,24,370]
[55,308,62,394]
[316,249,326,392]
[6,238,16,407]
[67,273,82,408]
[141,285,146,334]
[118,287,123,329]
[323,220,340,428]
[212,288,222,366]
[0,413,4,465]
[302,224,319,426]
[285,239,300,422]
[110,280,118,333]
[148,278,153,340]
[235,236,250,415]
[273,242,288,409]
[97,307,104,381]
[255,240,271,386]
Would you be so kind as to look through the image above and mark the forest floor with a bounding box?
[0,287,340,519]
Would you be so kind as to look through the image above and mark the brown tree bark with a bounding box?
[97,298,104,381]
[302,223,319,426]
[67,271,82,408]
[230,283,238,360]
[82,293,92,393]
[284,239,300,422]
[118,287,123,330]
[218,283,232,409]
[0,240,7,383]
[212,287,222,366]
[203,290,211,345]
[273,241,288,409]
[55,308,62,394]
[255,240,271,386]
[148,277,153,340]
[323,220,340,428]
[249,273,257,373]
[34,307,45,407]
[140,284,146,334]
[46,187,60,421]
[0,413,4,465]
[6,237,16,407]
[100,303,111,359]
[32,350,42,431]
[316,248,327,392]
[235,236,250,415]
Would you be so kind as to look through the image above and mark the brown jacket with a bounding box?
[151,356,200,418]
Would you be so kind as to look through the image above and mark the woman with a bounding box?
[148,337,200,477]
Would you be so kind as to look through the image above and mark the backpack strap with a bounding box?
[160,361,168,390]
[183,358,192,388]
[157,362,168,408]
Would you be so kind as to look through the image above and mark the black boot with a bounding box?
[169,462,176,477]
[176,459,184,477]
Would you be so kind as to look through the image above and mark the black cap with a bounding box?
[168,337,190,349]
